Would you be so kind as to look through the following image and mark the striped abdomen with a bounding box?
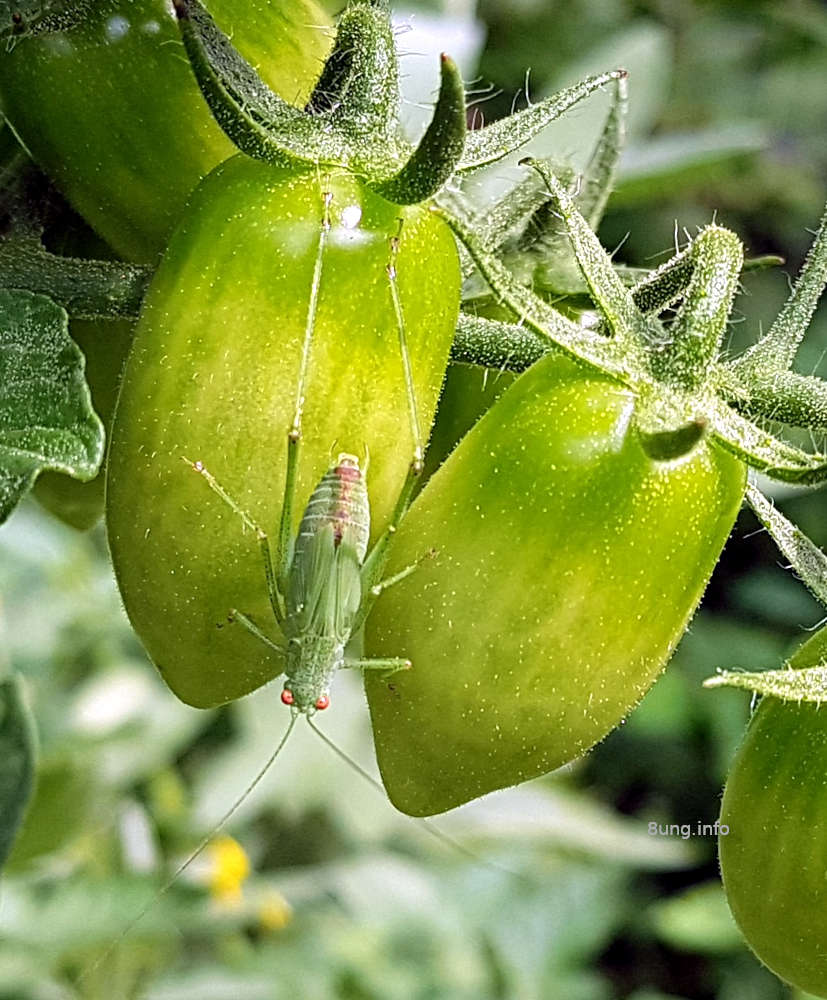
[293,453,370,566]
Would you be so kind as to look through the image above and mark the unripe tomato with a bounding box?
[719,627,827,997]
[0,0,331,261]
[107,156,460,708]
[366,352,746,815]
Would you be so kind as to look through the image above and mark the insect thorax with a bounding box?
[285,635,344,712]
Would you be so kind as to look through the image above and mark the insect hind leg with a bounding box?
[275,185,333,594]
[357,222,428,598]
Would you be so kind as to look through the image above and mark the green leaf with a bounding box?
[0,673,36,869]
[0,238,151,321]
[0,289,104,523]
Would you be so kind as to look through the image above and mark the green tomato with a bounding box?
[106,155,460,708]
[719,627,827,997]
[365,352,746,816]
[0,0,331,261]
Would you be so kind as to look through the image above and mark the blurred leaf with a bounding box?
[0,238,151,320]
[615,124,768,204]
[145,970,288,1000]
[0,290,103,523]
[729,568,825,628]
[68,663,209,788]
[5,753,93,869]
[648,882,744,955]
[438,784,699,869]
[545,22,673,141]
[0,673,36,868]
[626,992,692,1000]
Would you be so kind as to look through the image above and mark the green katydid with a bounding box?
[84,186,447,978]
[184,191,428,720]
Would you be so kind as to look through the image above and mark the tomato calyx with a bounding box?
[174,0,827,484]
[173,0,625,208]
[438,161,827,483]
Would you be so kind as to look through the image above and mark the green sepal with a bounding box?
[321,0,401,152]
[704,664,827,703]
[709,399,827,485]
[370,56,466,205]
[522,159,652,361]
[630,244,699,317]
[729,199,827,376]
[0,238,150,320]
[0,289,104,523]
[526,73,628,294]
[650,225,742,391]
[627,245,768,318]
[725,370,827,432]
[745,483,827,606]
[173,0,347,169]
[0,0,92,40]
[0,672,36,870]
[305,0,396,140]
[742,254,785,273]
[450,312,549,372]
[457,70,626,174]
[478,71,627,292]
[441,180,551,282]
[434,204,628,379]
[575,69,628,230]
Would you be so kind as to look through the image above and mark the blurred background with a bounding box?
[1,0,826,996]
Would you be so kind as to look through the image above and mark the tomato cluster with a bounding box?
[5,23,827,996]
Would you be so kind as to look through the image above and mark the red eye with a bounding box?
[315,694,330,710]
[281,689,294,706]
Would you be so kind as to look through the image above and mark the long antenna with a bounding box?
[305,717,525,880]
[80,712,299,984]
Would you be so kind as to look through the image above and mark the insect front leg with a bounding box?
[276,185,333,596]
[184,458,286,626]
[226,610,286,656]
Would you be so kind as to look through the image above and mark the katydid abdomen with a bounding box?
[283,454,371,711]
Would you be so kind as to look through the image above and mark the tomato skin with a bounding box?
[719,627,827,997]
[365,352,746,816]
[0,0,330,261]
[106,156,460,709]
